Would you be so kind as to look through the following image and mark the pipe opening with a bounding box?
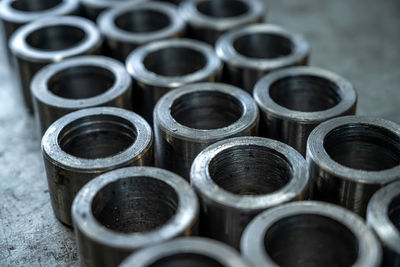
[144,47,207,77]
[150,253,224,267]
[92,177,178,233]
[58,115,136,159]
[48,66,115,99]
[26,25,86,51]
[269,75,342,112]
[11,0,62,12]
[265,214,358,267]
[389,194,400,232]
[234,33,293,59]
[196,0,249,18]
[324,124,400,171]
[208,145,292,195]
[171,91,243,130]
[115,9,170,33]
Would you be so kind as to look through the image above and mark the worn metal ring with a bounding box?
[80,0,145,20]
[126,38,222,123]
[31,55,132,135]
[241,201,382,267]
[98,2,185,61]
[72,167,198,267]
[9,16,102,112]
[42,107,153,226]
[254,66,357,155]
[367,180,400,267]
[120,237,251,267]
[307,116,400,216]
[215,23,310,93]
[179,0,265,44]
[191,136,309,248]
[154,82,259,179]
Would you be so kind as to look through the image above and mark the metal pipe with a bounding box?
[241,201,382,267]
[72,167,198,267]
[79,0,145,20]
[9,16,102,113]
[42,107,153,226]
[154,82,259,179]
[191,136,309,249]
[307,116,400,216]
[215,23,310,93]
[254,66,357,155]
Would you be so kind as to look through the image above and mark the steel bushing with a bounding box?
[154,83,259,179]
[191,136,309,249]
[179,0,265,44]
[9,16,102,113]
[241,201,382,267]
[79,0,145,20]
[254,66,357,155]
[31,56,132,135]
[126,39,222,123]
[215,24,310,93]
[307,116,400,216]
[367,181,400,267]
[42,107,153,226]
[72,167,198,267]
[98,2,185,61]
[120,237,251,267]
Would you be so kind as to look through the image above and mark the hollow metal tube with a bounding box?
[126,39,222,123]
[42,107,153,226]
[179,0,265,44]
[98,2,185,61]
[9,16,102,113]
[215,23,310,93]
[254,66,357,155]
[72,167,198,267]
[154,82,259,179]
[191,136,309,249]
[241,201,382,267]
[307,116,400,216]
[31,56,132,135]
[120,237,251,267]
[367,181,400,267]
[80,0,146,20]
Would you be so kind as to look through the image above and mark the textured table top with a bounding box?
[0,0,399,266]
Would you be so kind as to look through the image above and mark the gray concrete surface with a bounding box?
[0,0,399,266]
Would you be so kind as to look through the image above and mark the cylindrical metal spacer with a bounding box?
[80,0,145,20]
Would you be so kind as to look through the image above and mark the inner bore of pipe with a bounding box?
[324,124,400,171]
[208,145,292,195]
[269,75,342,112]
[144,47,207,77]
[26,25,86,51]
[234,33,293,59]
[92,177,178,233]
[115,9,170,33]
[48,66,115,99]
[58,115,136,159]
[265,214,358,267]
[171,91,243,130]
[196,0,249,18]
[11,0,62,11]
[150,253,224,267]
[389,194,400,231]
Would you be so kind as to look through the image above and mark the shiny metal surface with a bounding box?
[31,55,132,135]
[191,136,309,249]
[307,116,400,216]
[179,0,265,44]
[215,23,310,93]
[241,201,382,267]
[367,181,400,267]
[154,82,259,179]
[9,16,102,113]
[126,38,222,123]
[80,0,146,20]
[42,107,153,226]
[254,66,357,155]
[120,237,251,267]
[98,2,185,61]
[72,167,198,267]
